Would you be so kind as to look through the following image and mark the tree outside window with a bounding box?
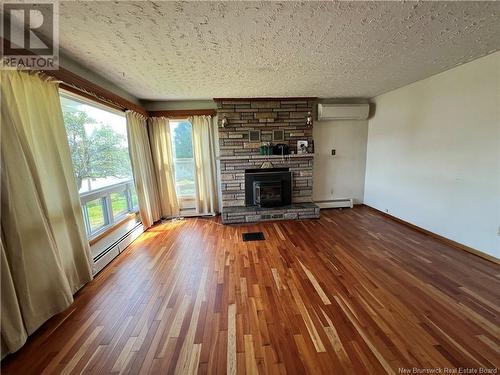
[61,96,132,192]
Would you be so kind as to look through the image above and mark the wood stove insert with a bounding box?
[244,168,292,207]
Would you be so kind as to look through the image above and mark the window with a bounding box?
[170,119,196,210]
[60,92,138,239]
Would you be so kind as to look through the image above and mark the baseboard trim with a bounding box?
[363,204,499,265]
[315,199,353,209]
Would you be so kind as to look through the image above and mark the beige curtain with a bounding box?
[126,111,161,228]
[1,70,93,358]
[190,115,219,215]
[148,117,179,218]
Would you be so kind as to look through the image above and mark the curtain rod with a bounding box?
[148,109,217,118]
[0,37,149,117]
[46,67,149,116]
[60,83,128,113]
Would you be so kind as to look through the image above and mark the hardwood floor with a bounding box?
[2,206,499,374]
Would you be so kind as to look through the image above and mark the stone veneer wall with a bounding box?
[216,99,315,208]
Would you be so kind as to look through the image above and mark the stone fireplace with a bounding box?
[216,98,320,224]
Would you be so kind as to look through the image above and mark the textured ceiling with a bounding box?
[57,1,500,100]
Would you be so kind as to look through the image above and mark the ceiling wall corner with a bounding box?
[59,52,142,106]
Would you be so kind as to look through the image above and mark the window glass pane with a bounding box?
[110,191,128,218]
[130,185,139,209]
[172,121,193,159]
[61,93,141,239]
[170,120,196,199]
[86,198,106,231]
[60,95,133,194]
[174,160,196,196]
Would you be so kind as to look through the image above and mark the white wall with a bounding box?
[313,120,368,204]
[364,51,500,258]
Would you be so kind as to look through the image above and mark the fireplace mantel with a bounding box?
[219,153,313,161]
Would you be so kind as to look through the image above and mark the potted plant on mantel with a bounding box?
[259,142,273,156]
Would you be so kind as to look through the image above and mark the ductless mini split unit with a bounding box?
[317,103,370,121]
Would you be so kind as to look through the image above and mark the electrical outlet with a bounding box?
[331,149,336,156]
[330,189,334,196]
[497,226,500,236]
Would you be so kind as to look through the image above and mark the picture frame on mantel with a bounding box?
[272,129,284,142]
[297,140,308,154]
[249,130,261,142]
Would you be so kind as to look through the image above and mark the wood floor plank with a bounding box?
[2,207,499,374]
[298,260,332,305]
[227,303,237,375]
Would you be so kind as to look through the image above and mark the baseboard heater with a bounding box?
[92,222,144,275]
[315,199,353,209]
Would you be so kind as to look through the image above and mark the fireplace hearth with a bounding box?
[245,168,291,207]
